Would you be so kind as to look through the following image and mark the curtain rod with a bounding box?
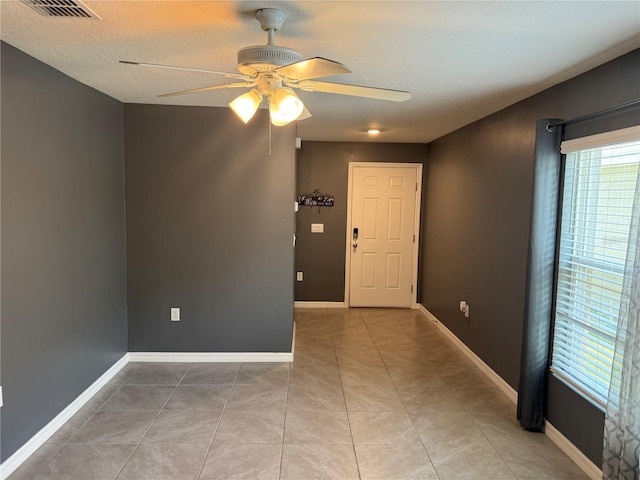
[548,98,640,130]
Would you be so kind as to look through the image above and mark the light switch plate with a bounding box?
[311,223,324,233]
[171,308,180,322]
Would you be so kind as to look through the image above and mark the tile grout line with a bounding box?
[278,360,291,480]
[395,315,534,480]
[376,312,445,479]
[18,435,66,479]
[393,313,448,477]
[112,363,192,480]
[396,314,530,480]
[21,363,143,480]
[330,309,364,480]
[353,311,405,478]
[195,363,240,480]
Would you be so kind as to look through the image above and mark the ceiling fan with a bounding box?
[121,8,411,126]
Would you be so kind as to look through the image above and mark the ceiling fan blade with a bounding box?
[158,82,253,98]
[275,57,351,81]
[297,80,411,102]
[120,60,250,81]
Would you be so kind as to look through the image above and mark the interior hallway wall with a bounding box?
[420,47,640,465]
[1,42,128,462]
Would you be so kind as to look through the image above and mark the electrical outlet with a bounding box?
[171,308,180,322]
[296,272,303,281]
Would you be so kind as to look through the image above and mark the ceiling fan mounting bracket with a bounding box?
[255,8,286,33]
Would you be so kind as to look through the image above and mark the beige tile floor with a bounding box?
[8,308,590,479]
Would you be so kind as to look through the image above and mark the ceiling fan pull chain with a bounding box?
[269,115,272,156]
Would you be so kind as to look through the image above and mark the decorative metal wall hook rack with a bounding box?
[297,189,334,211]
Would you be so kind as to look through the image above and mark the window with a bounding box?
[551,126,640,407]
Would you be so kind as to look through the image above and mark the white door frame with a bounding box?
[344,162,423,309]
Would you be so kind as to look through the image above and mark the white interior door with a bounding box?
[347,164,421,307]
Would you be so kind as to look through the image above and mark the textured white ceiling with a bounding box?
[1,1,639,143]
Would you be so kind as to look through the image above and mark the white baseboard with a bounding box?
[0,354,129,480]
[294,301,347,308]
[546,422,602,480]
[1,348,293,477]
[417,304,517,403]
[416,304,602,480]
[128,352,293,362]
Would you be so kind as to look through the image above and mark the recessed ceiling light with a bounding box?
[368,129,381,135]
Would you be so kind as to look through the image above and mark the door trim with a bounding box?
[344,162,423,308]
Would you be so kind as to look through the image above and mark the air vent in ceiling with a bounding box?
[21,0,100,19]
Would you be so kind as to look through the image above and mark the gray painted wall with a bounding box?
[295,142,428,302]
[125,104,295,352]
[0,42,128,462]
[421,48,640,464]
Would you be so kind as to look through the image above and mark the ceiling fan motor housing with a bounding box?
[237,45,303,75]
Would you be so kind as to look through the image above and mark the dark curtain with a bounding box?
[517,119,563,431]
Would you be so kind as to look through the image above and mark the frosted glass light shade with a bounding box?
[269,88,304,126]
[229,90,263,123]
[269,103,292,126]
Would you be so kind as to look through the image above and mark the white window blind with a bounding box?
[551,126,640,407]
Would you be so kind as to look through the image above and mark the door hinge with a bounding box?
[415,183,418,191]
[411,285,414,293]
[413,234,415,243]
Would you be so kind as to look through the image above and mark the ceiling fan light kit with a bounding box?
[229,89,263,124]
[269,88,304,125]
[120,7,410,129]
